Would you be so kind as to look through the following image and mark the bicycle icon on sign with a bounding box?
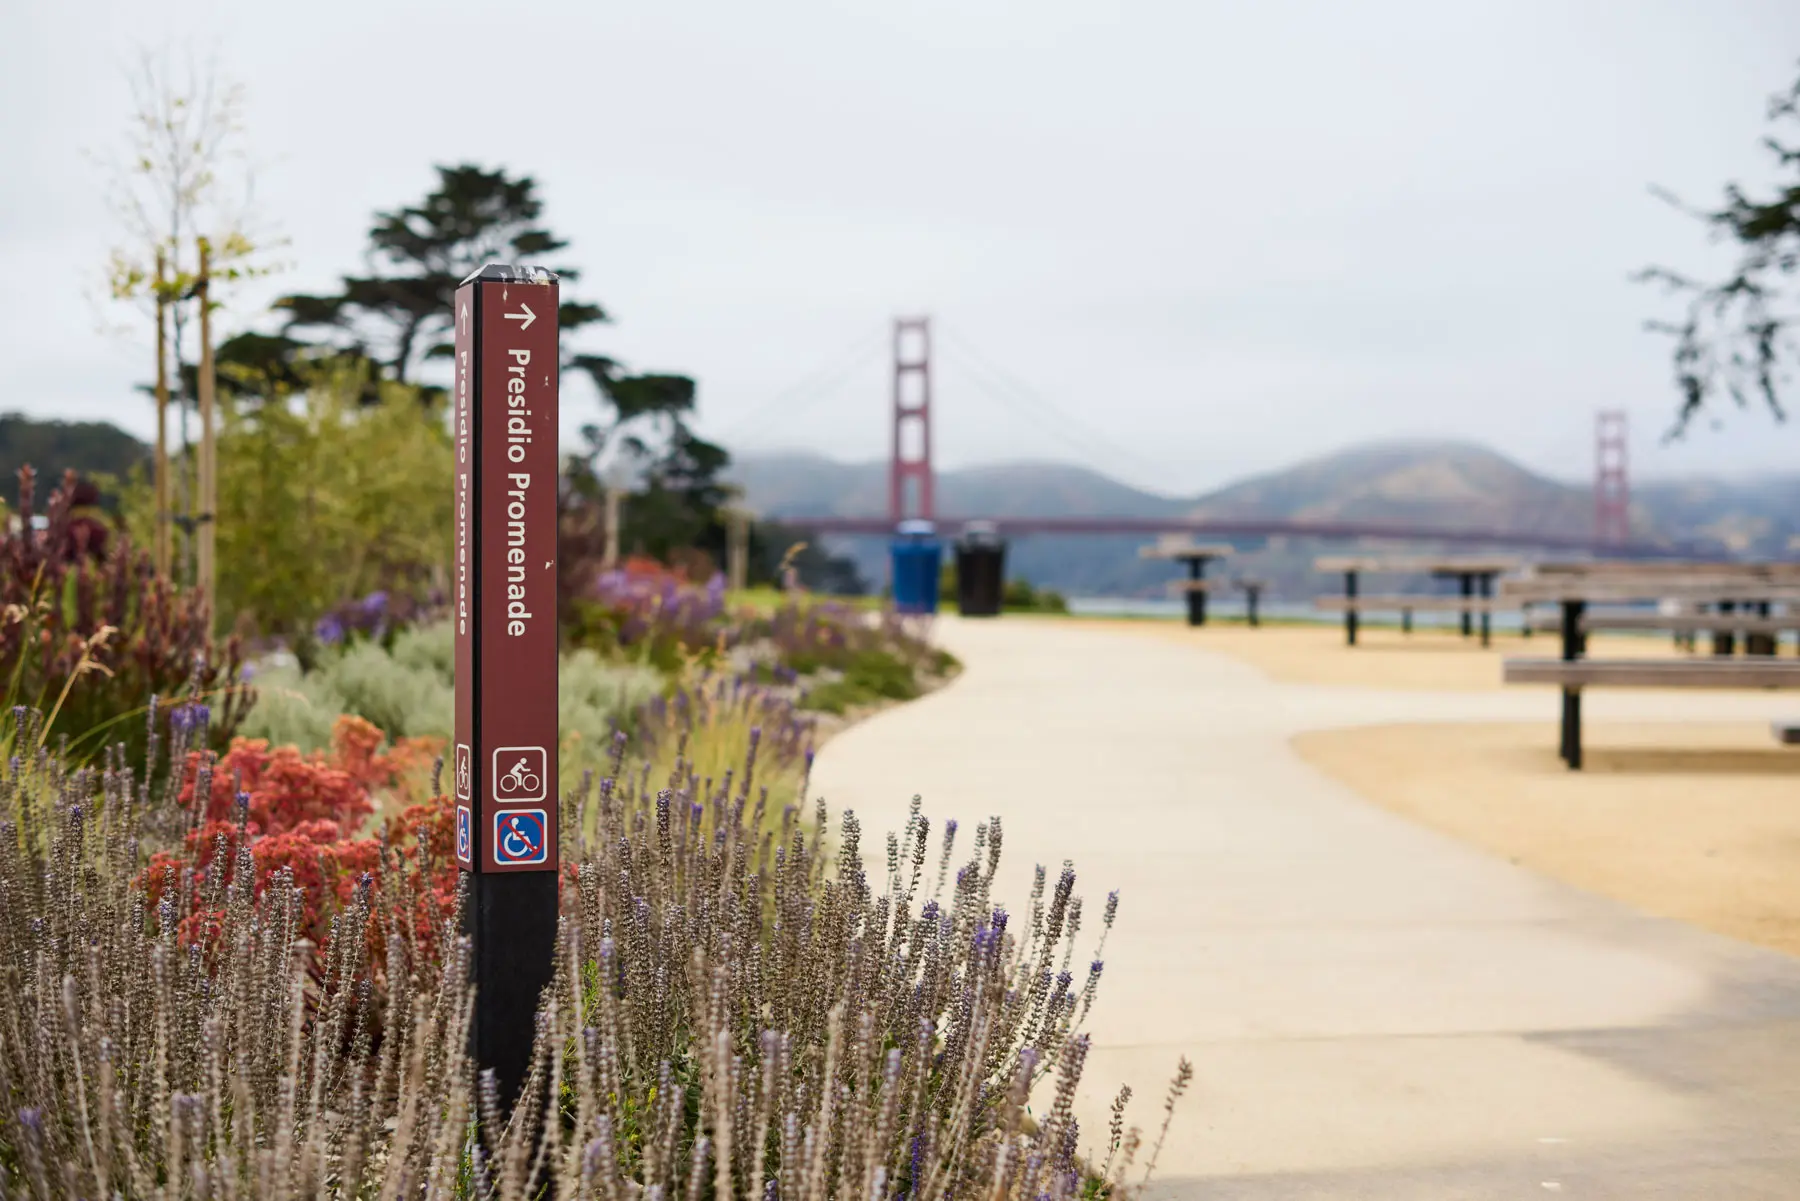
[491,746,546,803]
[454,744,472,801]
[500,759,540,796]
[494,809,547,865]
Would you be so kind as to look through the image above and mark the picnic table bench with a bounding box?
[1315,555,1524,647]
[1141,540,1233,627]
[1499,563,1800,769]
[1233,578,1268,627]
[1526,605,1800,655]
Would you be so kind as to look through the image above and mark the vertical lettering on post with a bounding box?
[453,290,475,866]
[452,265,560,874]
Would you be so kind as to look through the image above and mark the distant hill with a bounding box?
[730,441,1800,598]
[0,413,148,509]
[725,453,1184,520]
[1634,474,1800,557]
[1183,440,1593,537]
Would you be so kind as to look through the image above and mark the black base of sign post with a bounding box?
[467,871,559,1105]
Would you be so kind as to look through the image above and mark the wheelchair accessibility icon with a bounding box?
[492,746,546,803]
[494,809,548,865]
[455,805,472,862]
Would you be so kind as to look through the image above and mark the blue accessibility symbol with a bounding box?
[495,809,548,865]
[455,806,472,861]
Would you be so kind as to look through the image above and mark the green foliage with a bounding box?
[562,597,725,677]
[239,621,661,775]
[1640,61,1800,432]
[126,360,455,639]
[273,164,603,387]
[266,161,734,585]
[798,647,923,714]
[794,677,860,715]
[0,414,146,511]
[845,647,922,699]
[938,561,1069,614]
[562,424,735,588]
[557,647,664,783]
[636,672,815,818]
[745,520,868,593]
[1004,576,1071,614]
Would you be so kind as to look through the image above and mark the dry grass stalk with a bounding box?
[0,712,1188,1197]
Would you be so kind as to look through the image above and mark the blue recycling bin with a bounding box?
[890,520,942,614]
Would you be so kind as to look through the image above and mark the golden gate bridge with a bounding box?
[756,317,1677,557]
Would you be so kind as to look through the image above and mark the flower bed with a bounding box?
[564,565,960,716]
[0,468,249,765]
[0,700,1187,1197]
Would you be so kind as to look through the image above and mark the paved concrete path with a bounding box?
[810,618,1800,1199]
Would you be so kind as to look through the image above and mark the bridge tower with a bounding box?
[890,316,935,525]
[1594,410,1629,548]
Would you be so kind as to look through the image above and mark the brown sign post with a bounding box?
[453,263,560,1106]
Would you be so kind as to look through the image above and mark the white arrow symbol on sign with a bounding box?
[504,302,536,331]
[459,302,468,334]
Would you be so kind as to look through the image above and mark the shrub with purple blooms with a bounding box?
[0,697,1188,1196]
[564,561,958,715]
[634,669,817,815]
[302,586,448,668]
[0,467,249,765]
[564,560,735,674]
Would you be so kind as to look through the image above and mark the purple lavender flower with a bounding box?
[168,701,210,733]
[315,615,345,645]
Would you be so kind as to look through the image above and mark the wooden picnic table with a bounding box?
[1502,566,1800,657]
[1526,603,1800,655]
[1141,540,1234,627]
[1499,562,1800,769]
[1315,555,1525,647]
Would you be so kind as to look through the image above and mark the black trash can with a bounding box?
[954,521,1006,617]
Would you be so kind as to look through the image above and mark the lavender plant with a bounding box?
[0,706,1186,1197]
[566,567,735,673]
[566,564,956,708]
[634,671,815,813]
[310,586,448,654]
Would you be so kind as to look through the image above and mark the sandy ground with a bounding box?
[1087,618,1800,955]
[1081,618,1691,691]
[1295,720,1800,957]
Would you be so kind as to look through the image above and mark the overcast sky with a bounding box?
[4,1,1800,495]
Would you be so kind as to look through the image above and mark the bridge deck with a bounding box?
[772,514,1692,554]
[1315,555,1523,575]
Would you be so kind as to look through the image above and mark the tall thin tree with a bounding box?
[99,47,279,580]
